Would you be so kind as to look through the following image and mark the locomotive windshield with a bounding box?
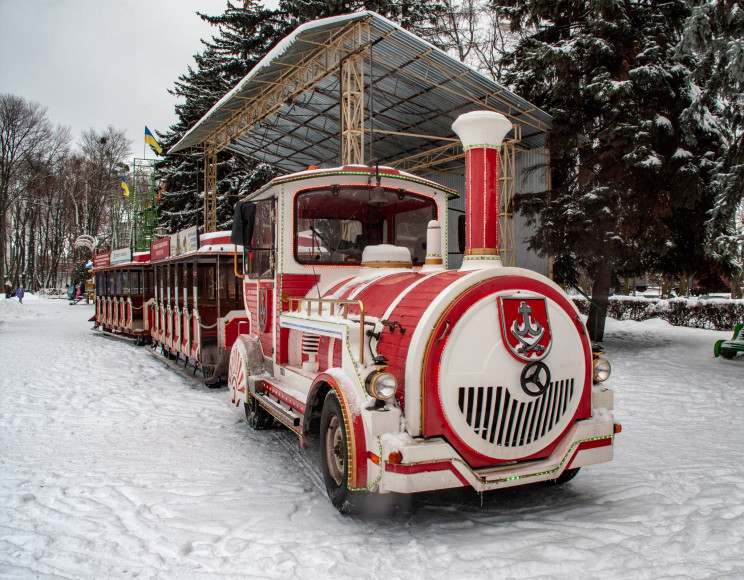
[294,185,437,266]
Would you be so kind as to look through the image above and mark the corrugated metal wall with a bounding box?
[422,146,551,275]
[513,148,551,277]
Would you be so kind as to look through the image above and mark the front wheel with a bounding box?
[541,467,580,486]
[320,392,367,514]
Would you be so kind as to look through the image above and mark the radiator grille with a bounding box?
[457,379,575,447]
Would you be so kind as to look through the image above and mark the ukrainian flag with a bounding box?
[145,126,163,155]
[121,176,130,197]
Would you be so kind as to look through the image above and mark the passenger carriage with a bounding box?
[91,249,153,345]
[147,229,249,384]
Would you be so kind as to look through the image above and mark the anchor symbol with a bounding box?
[511,301,546,357]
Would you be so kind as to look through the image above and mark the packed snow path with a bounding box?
[1,297,743,579]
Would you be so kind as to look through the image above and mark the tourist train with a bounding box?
[92,111,618,513]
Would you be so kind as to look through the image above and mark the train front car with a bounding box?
[229,111,617,513]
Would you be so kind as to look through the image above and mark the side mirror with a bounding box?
[231,201,256,247]
[457,214,466,254]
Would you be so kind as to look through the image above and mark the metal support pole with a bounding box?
[204,149,217,233]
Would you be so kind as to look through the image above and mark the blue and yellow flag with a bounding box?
[145,126,162,155]
[121,176,130,197]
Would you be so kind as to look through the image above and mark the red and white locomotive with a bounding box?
[227,111,618,512]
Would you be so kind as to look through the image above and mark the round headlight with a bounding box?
[365,371,398,400]
[593,357,611,383]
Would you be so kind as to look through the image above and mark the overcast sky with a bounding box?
[0,0,264,164]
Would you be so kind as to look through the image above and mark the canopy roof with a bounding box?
[170,11,551,174]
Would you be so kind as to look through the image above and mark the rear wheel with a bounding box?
[244,397,274,430]
[320,392,367,514]
[714,340,724,358]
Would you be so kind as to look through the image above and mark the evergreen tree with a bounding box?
[156,1,280,234]
[679,0,744,298]
[493,0,720,340]
[277,0,446,45]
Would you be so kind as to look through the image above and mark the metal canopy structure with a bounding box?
[170,10,551,176]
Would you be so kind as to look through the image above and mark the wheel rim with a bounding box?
[325,415,345,487]
[228,343,248,406]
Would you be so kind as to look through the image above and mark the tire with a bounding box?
[542,467,580,486]
[319,392,367,514]
[228,339,249,406]
[714,340,724,358]
[244,397,274,430]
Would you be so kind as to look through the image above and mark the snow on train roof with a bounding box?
[197,231,237,254]
[170,11,551,174]
[243,164,460,202]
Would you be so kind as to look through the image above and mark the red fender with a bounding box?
[309,372,368,490]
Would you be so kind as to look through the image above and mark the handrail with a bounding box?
[233,249,244,279]
[288,298,365,365]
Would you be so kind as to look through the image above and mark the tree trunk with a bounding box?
[732,271,742,300]
[586,261,613,342]
[661,275,672,299]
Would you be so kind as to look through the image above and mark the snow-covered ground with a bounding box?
[1,296,743,579]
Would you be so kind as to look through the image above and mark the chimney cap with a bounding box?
[452,111,513,149]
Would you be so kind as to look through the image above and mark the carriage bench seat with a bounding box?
[714,323,744,359]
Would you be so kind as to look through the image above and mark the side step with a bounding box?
[253,389,302,428]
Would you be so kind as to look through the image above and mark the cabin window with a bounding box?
[294,185,437,266]
[246,199,274,279]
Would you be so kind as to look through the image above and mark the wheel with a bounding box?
[714,340,724,357]
[228,339,250,406]
[542,467,580,486]
[320,392,367,514]
[244,397,274,430]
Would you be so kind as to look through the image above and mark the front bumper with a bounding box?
[373,414,615,494]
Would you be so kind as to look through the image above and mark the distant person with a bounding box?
[17,284,24,304]
[4,279,11,298]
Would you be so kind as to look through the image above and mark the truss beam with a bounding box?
[204,150,217,233]
[205,21,370,153]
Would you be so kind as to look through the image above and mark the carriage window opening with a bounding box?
[131,270,141,295]
[122,271,130,295]
[247,200,274,280]
[197,264,216,302]
[294,186,436,265]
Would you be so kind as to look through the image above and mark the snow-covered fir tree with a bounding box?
[492,0,721,340]
[679,0,744,298]
[155,1,280,234]
[277,0,447,45]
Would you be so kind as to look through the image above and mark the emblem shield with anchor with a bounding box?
[499,296,553,363]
